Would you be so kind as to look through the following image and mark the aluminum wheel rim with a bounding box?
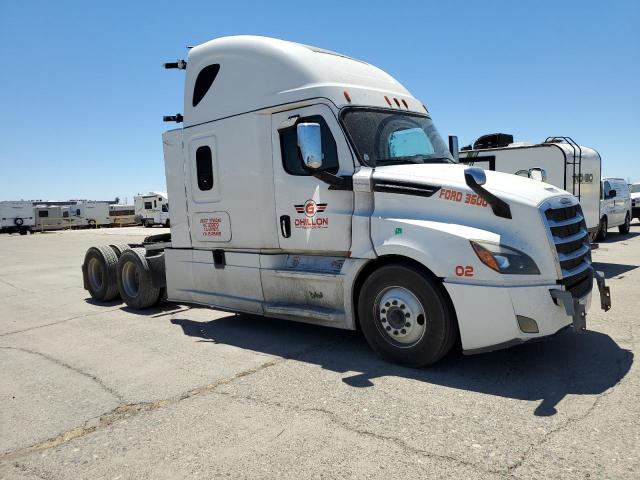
[122,261,140,298]
[374,286,427,347]
[88,257,104,291]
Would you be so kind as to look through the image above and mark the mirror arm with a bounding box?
[312,170,353,191]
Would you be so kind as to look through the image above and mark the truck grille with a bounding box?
[543,202,592,298]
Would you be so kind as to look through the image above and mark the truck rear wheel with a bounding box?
[109,243,131,258]
[116,248,160,309]
[619,213,631,234]
[357,264,457,367]
[83,245,119,302]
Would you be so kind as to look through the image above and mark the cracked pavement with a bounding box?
[0,226,638,479]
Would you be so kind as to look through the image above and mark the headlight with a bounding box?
[470,240,540,274]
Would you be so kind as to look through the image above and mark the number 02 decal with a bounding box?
[455,265,474,277]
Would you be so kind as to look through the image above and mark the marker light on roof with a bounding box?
[343,90,351,103]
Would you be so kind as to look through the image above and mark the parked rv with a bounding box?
[82,36,610,367]
[458,135,601,240]
[598,178,632,240]
[630,183,640,221]
[134,193,170,227]
[72,201,111,227]
[109,204,136,226]
[0,201,34,234]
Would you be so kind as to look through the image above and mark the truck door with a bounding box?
[271,104,354,253]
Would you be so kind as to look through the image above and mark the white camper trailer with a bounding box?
[109,204,136,226]
[134,192,169,227]
[0,201,35,234]
[34,205,69,231]
[82,36,611,367]
[73,201,111,227]
[459,135,602,240]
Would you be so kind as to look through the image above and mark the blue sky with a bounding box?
[1,0,638,201]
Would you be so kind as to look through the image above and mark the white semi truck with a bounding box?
[0,201,34,234]
[134,192,170,227]
[81,36,611,366]
[458,134,602,240]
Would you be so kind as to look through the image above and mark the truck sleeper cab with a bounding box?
[82,36,611,366]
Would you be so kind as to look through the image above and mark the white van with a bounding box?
[598,178,632,240]
[629,183,640,221]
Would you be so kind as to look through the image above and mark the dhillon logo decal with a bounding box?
[293,200,329,229]
[295,200,327,217]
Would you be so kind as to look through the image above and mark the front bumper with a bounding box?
[444,272,610,354]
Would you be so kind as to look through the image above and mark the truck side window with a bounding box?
[192,64,221,107]
[603,181,611,199]
[196,146,214,190]
[279,115,339,176]
[161,204,168,213]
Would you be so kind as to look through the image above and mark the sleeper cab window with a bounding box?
[196,145,214,191]
[192,64,220,107]
[279,115,339,176]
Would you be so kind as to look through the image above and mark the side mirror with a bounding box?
[608,189,617,199]
[464,166,486,186]
[529,168,547,182]
[448,135,459,162]
[297,123,323,170]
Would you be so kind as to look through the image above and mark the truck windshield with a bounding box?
[340,108,454,167]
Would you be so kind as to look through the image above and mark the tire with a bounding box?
[596,216,607,241]
[357,264,457,367]
[116,248,161,309]
[19,229,27,236]
[164,219,170,228]
[14,218,24,226]
[144,220,152,228]
[109,243,132,258]
[619,213,631,234]
[88,219,96,228]
[83,245,119,301]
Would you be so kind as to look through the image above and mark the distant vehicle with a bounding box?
[630,183,640,221]
[459,135,602,240]
[109,204,136,226]
[0,201,34,234]
[75,201,111,227]
[34,205,69,231]
[134,192,169,227]
[598,178,632,240]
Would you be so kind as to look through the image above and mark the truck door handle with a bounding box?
[280,215,291,238]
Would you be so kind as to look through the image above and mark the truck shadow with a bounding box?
[170,315,632,417]
[592,261,639,279]
[599,231,640,243]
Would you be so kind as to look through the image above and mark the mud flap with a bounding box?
[550,289,587,332]
[594,270,611,311]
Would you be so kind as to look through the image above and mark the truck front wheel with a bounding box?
[619,213,631,234]
[357,264,457,367]
[116,248,161,309]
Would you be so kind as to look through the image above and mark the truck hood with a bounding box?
[630,192,640,200]
[373,163,568,207]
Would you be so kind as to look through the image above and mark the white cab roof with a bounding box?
[184,36,422,127]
